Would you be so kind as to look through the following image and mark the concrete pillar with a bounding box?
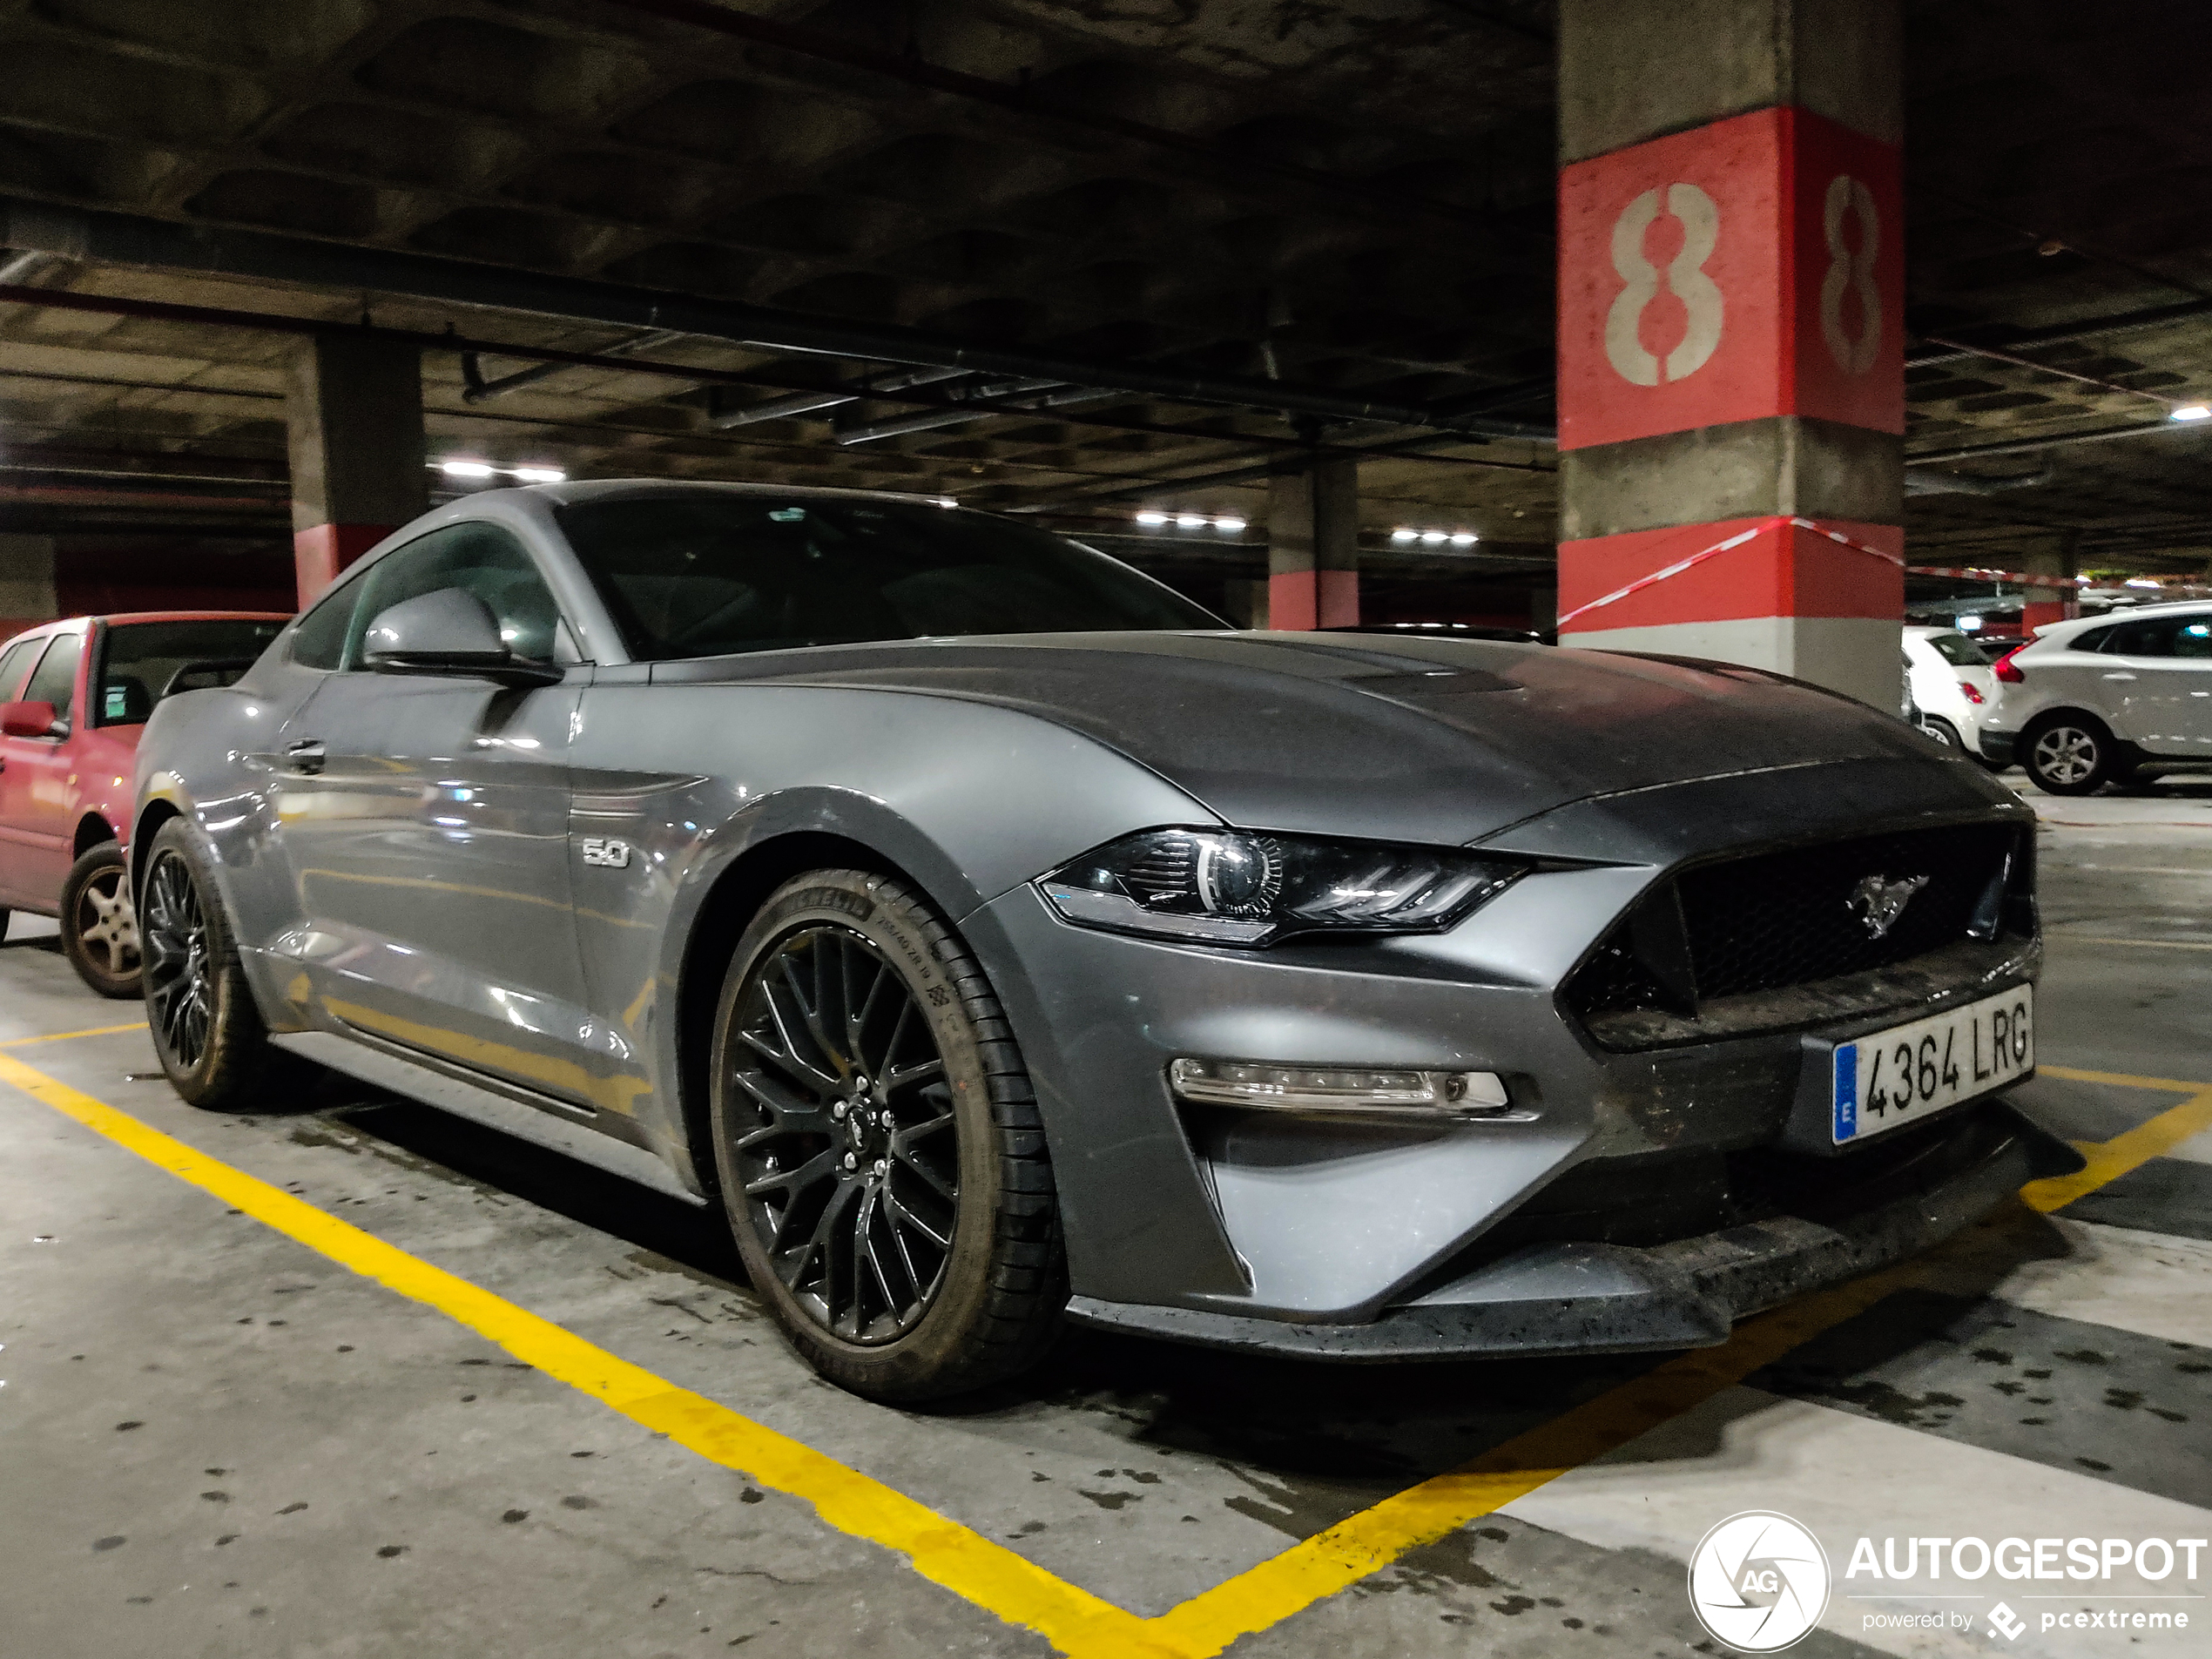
[1554,0,1905,707]
[0,533,57,638]
[1266,458,1359,630]
[286,334,428,605]
[2018,531,2080,634]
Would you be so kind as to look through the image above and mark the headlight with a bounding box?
[1037,827,1523,946]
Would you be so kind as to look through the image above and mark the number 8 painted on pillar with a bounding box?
[1604,183,1723,387]
[1821,174,1881,375]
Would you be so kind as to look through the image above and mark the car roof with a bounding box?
[2032,598,2212,640]
[531,478,954,509]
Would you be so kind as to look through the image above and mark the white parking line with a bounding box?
[1501,1385,2209,1659]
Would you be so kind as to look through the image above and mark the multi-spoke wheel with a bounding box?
[61,842,142,998]
[709,868,1065,1400]
[139,819,299,1108]
[2022,714,2115,797]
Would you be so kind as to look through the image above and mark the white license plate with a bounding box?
[1831,988,2033,1145]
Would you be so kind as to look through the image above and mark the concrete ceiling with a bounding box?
[0,0,2206,592]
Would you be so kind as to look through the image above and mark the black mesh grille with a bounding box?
[1567,822,2022,1024]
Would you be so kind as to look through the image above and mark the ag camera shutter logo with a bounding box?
[1689,1511,1831,1651]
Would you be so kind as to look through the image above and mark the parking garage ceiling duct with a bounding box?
[0,197,1553,442]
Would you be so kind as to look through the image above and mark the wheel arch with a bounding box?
[671,828,914,1199]
[72,812,118,858]
[128,797,186,903]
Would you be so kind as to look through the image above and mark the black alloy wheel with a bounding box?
[142,843,212,1070]
[60,842,141,998]
[728,922,961,1342]
[709,868,1065,1401]
[138,819,301,1109]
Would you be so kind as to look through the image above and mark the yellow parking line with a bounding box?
[0,1022,146,1047]
[2,1046,2202,1658]
[2024,1087,2212,1213]
[0,1051,1170,1659]
[2040,1063,2209,1094]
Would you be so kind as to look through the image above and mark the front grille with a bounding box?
[1564,821,2027,1043]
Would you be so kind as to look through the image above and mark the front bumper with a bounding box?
[1979,727,2019,765]
[1064,1099,2080,1359]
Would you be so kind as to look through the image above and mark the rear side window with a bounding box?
[95,617,290,725]
[2099,615,2212,658]
[2071,624,2115,653]
[0,636,43,699]
[22,633,82,723]
[1923,631,1990,666]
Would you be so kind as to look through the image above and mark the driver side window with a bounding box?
[327,523,568,671]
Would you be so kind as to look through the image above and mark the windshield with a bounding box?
[1923,631,1991,666]
[556,494,1222,661]
[96,617,288,725]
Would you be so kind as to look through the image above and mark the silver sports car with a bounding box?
[132,481,2074,1400]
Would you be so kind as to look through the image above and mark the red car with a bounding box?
[0,610,291,995]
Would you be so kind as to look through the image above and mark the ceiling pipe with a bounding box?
[1904,466,2054,496]
[0,196,1551,441]
[462,327,687,402]
[711,364,970,429]
[835,376,1074,444]
[1906,298,2212,369]
[1910,419,2210,466]
[837,384,1128,445]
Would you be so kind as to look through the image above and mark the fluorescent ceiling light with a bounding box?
[2171,404,2210,421]
[439,460,496,479]
[1135,510,1169,526]
[1176,514,1206,529]
[510,466,565,483]
[1420,530,1447,544]
[1449,531,1477,546]
[1213,516,1247,532]
[1389,528,1417,543]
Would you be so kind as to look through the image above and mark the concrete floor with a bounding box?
[3,784,2208,1659]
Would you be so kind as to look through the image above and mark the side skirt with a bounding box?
[272,1029,707,1208]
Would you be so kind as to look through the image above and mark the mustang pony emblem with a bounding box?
[1847,872,1929,939]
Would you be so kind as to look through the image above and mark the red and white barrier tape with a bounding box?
[1556,515,1902,631]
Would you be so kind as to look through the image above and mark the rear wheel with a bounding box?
[60,842,140,998]
[1918,716,1964,752]
[2022,714,2116,796]
[708,868,1064,1401]
[140,819,300,1109]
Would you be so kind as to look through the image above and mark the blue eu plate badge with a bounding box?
[1832,1043,1858,1141]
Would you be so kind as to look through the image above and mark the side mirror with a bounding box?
[361,589,563,688]
[0,699,59,738]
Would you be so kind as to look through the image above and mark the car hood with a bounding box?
[647,631,2005,848]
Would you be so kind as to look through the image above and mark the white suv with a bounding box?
[1980,601,2212,794]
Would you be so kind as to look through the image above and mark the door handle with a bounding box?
[285,738,326,775]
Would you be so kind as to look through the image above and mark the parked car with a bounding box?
[132,482,2070,1401]
[0,611,290,993]
[1979,601,2212,794]
[1903,625,2000,757]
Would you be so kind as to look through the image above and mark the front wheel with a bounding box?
[2022,714,2118,796]
[140,819,299,1109]
[708,868,1064,1401]
[60,842,141,998]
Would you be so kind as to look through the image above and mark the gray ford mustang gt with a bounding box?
[132,480,2075,1400]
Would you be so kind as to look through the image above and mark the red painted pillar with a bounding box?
[285,335,428,605]
[1555,0,1905,708]
[1265,459,1359,630]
